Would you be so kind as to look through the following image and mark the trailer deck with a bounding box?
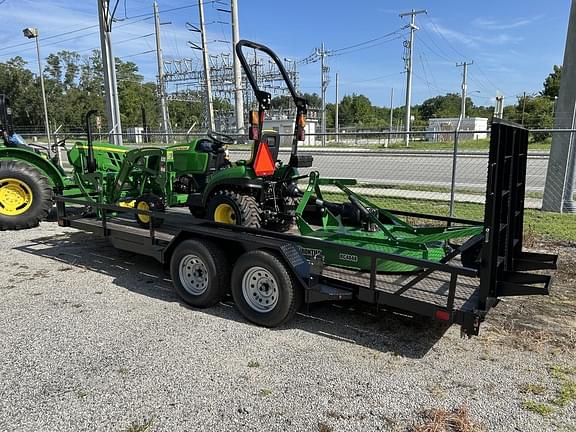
[56,119,558,336]
[68,209,481,312]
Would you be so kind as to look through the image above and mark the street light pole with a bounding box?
[23,28,50,144]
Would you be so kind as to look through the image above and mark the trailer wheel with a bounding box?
[231,250,302,327]
[135,194,164,228]
[170,239,230,308]
[206,189,261,228]
[0,161,53,231]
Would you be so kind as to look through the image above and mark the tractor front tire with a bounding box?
[206,190,261,228]
[134,194,165,228]
[0,161,53,231]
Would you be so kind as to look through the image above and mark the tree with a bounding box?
[418,93,474,120]
[302,92,322,108]
[271,95,292,109]
[339,94,376,127]
[0,57,43,128]
[542,65,562,99]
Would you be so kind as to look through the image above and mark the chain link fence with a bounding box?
[14,126,576,220]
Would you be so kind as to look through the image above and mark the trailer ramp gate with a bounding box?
[56,119,556,337]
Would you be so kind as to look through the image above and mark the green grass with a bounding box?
[124,417,155,432]
[520,384,547,395]
[553,380,576,407]
[320,137,551,152]
[522,400,554,416]
[550,365,576,407]
[323,194,576,242]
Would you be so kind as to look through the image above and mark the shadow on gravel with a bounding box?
[16,231,449,358]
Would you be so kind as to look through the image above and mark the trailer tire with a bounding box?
[231,250,302,327]
[0,161,53,231]
[170,239,230,308]
[206,189,261,228]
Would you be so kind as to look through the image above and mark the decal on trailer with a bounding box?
[338,253,358,263]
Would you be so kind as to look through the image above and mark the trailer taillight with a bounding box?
[435,310,451,321]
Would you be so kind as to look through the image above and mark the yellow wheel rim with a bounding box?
[214,203,237,224]
[0,178,34,216]
[137,201,151,224]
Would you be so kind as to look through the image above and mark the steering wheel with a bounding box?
[51,138,68,153]
[208,130,236,146]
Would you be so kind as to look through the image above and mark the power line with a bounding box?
[345,71,404,84]
[0,1,215,58]
[418,53,433,97]
[298,26,407,63]
[119,49,155,59]
[419,19,500,98]
[418,28,454,62]
[330,35,405,57]
[330,27,408,54]
[423,14,467,59]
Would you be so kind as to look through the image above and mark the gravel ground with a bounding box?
[0,223,575,432]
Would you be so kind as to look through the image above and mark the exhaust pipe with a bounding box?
[85,110,98,173]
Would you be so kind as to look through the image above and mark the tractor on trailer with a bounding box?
[53,40,557,336]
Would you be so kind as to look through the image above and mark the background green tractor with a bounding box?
[0,94,77,230]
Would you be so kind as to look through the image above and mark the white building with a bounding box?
[426,117,488,142]
[264,118,318,146]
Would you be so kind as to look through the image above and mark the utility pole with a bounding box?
[494,93,504,119]
[98,0,123,145]
[231,0,244,134]
[400,9,426,147]
[154,1,170,144]
[521,91,527,125]
[22,28,50,144]
[457,61,472,119]
[335,72,339,143]
[543,0,576,213]
[198,0,215,131]
[388,87,394,148]
[318,43,329,146]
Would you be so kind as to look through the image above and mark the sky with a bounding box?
[0,0,571,108]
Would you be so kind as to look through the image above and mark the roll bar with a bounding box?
[235,40,308,158]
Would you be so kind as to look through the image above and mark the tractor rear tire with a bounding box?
[206,190,261,228]
[0,161,53,231]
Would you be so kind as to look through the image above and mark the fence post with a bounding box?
[449,121,462,218]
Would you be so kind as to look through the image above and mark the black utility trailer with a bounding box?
[56,119,557,336]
